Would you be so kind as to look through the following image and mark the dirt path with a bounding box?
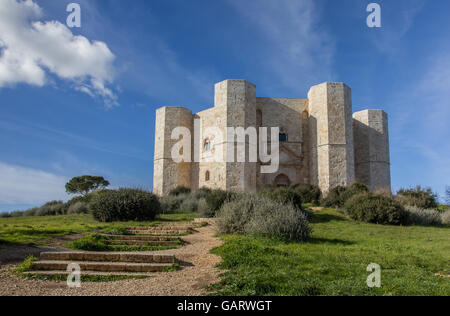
[0,224,223,296]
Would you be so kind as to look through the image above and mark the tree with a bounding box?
[65,176,110,196]
[446,186,450,205]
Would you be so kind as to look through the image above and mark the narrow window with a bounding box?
[203,139,211,152]
[279,133,288,142]
[205,171,210,182]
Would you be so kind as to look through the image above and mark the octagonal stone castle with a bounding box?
[153,80,391,196]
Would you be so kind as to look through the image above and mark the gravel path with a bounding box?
[0,224,223,296]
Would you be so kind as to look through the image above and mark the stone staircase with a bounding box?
[105,234,182,247]
[24,252,177,277]
[125,222,205,236]
[23,221,208,278]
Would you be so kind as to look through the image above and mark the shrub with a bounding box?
[441,211,450,225]
[321,184,368,208]
[191,187,212,200]
[159,194,188,214]
[202,189,237,218]
[67,202,89,215]
[344,193,407,226]
[216,194,311,241]
[197,198,210,217]
[63,193,96,213]
[169,186,191,196]
[90,188,160,222]
[259,187,303,210]
[321,186,346,207]
[405,206,442,226]
[290,183,322,205]
[396,186,438,209]
[180,195,200,212]
[36,201,65,216]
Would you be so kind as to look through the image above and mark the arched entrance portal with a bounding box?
[274,174,291,187]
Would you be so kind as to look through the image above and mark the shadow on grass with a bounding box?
[310,212,347,224]
[306,237,354,246]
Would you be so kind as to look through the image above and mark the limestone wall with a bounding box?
[153,106,193,196]
[215,80,258,192]
[353,110,391,192]
[308,82,355,194]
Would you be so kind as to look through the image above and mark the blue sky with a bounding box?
[0,0,449,212]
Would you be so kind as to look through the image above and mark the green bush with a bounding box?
[396,186,438,209]
[321,186,345,207]
[344,193,407,226]
[169,186,191,196]
[197,198,209,217]
[202,189,237,218]
[36,201,65,216]
[159,194,188,214]
[180,195,200,212]
[90,188,160,222]
[216,194,311,241]
[259,187,303,210]
[67,202,89,215]
[191,187,212,200]
[405,206,442,226]
[321,184,368,208]
[290,183,322,205]
[63,193,96,213]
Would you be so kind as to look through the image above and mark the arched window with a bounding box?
[279,133,288,142]
[205,171,210,182]
[203,139,211,152]
[274,174,290,187]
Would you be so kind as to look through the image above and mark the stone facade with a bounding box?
[153,79,391,196]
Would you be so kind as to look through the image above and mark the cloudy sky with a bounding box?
[0,0,449,212]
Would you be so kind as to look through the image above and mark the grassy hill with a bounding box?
[211,209,450,296]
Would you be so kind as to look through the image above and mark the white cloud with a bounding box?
[228,0,334,91]
[0,0,117,106]
[0,162,69,204]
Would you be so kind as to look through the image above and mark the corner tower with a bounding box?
[308,82,356,193]
[153,106,193,196]
[353,110,391,192]
[214,80,258,192]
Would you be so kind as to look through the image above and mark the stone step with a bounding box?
[126,230,189,235]
[40,252,176,263]
[106,235,179,242]
[129,227,193,231]
[32,260,173,273]
[23,271,156,278]
[109,240,180,246]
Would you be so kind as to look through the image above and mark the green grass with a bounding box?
[0,212,197,246]
[14,256,39,274]
[211,209,450,296]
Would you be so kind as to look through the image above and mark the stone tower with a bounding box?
[215,80,258,192]
[307,82,355,194]
[353,110,391,192]
[153,106,193,196]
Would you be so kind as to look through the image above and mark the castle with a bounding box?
[153,80,391,196]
